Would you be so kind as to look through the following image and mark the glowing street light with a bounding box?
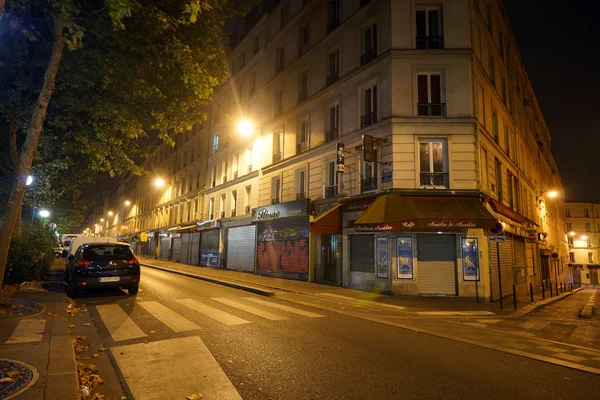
[38,209,50,218]
[108,211,114,217]
[154,178,166,188]
[26,175,33,186]
[569,231,576,236]
[100,218,105,222]
[237,119,254,136]
[125,200,131,206]
[546,190,558,198]
[581,235,588,240]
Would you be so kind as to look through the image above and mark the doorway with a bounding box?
[591,268,599,284]
[321,234,339,284]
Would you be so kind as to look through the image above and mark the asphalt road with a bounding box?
[77,267,600,400]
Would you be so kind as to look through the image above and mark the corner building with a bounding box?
[564,202,600,285]
[108,0,568,302]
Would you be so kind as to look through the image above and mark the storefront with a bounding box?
[146,232,158,258]
[197,220,220,267]
[253,199,312,281]
[311,204,343,285]
[346,192,498,298]
[224,216,256,272]
[159,232,171,260]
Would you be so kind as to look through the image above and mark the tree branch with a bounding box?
[0,102,21,171]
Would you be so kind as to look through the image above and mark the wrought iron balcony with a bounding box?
[233,171,238,179]
[272,198,280,205]
[416,35,444,50]
[220,211,225,219]
[417,103,446,117]
[222,176,228,183]
[360,47,377,66]
[247,164,253,173]
[211,180,216,188]
[419,172,449,188]
[297,90,308,103]
[325,128,338,143]
[245,205,251,214]
[361,111,377,128]
[272,152,283,163]
[360,177,377,192]
[325,185,338,198]
[231,209,236,217]
[296,142,308,154]
[327,73,339,86]
[296,192,306,200]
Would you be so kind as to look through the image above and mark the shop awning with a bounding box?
[311,204,342,234]
[354,194,498,232]
[174,224,196,233]
[166,226,180,232]
[487,197,527,224]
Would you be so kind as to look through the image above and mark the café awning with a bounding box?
[311,204,342,234]
[354,194,498,232]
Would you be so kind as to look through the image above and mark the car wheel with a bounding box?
[66,283,80,298]
[128,283,139,295]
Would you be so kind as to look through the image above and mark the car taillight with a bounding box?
[78,258,91,267]
[128,256,139,265]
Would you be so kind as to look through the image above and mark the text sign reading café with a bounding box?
[355,219,484,232]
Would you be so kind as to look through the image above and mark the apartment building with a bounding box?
[99,0,568,302]
[565,202,600,285]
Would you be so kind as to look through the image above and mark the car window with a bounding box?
[83,245,134,260]
[64,240,72,246]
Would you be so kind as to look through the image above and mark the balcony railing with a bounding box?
[220,211,225,219]
[325,185,338,198]
[222,176,228,184]
[327,73,339,86]
[296,142,308,154]
[361,111,377,129]
[247,164,253,173]
[417,103,446,117]
[272,152,283,163]
[296,192,306,200]
[327,19,339,33]
[231,209,236,217]
[297,90,308,103]
[360,47,377,66]
[211,180,216,188]
[419,172,449,188]
[360,177,377,192]
[245,205,251,214]
[233,171,238,179]
[272,198,280,205]
[416,35,444,50]
[274,106,283,118]
[325,128,338,143]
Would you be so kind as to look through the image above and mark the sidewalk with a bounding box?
[139,257,578,316]
[0,260,78,400]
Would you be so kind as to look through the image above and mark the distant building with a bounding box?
[102,0,568,301]
[564,202,600,285]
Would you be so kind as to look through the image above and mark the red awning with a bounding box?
[487,197,527,224]
[311,204,342,234]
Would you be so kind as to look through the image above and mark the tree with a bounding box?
[0,0,250,286]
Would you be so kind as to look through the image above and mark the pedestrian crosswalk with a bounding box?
[95,296,326,342]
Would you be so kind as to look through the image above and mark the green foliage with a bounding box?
[4,223,57,283]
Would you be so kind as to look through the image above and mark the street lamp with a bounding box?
[237,119,254,136]
[100,218,105,222]
[108,211,114,217]
[38,209,50,218]
[125,200,131,206]
[26,175,33,186]
[154,178,166,188]
[569,231,575,236]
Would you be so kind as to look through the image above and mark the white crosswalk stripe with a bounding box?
[97,304,147,342]
[212,298,288,321]
[175,299,250,326]
[137,301,200,332]
[243,297,326,318]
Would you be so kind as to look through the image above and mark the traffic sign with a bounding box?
[488,231,506,243]
[488,222,504,236]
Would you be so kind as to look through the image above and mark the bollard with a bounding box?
[542,281,545,299]
[549,282,553,297]
[555,282,559,297]
[529,282,534,302]
[513,284,517,310]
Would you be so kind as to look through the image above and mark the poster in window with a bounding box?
[396,236,413,279]
[376,237,389,279]
[461,237,480,281]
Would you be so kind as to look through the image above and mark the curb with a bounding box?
[579,291,596,318]
[506,287,584,318]
[141,263,275,296]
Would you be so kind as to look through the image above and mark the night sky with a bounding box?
[503,1,600,201]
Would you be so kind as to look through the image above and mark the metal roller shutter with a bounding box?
[190,233,200,265]
[349,235,375,273]
[256,217,309,281]
[148,237,157,258]
[200,229,220,266]
[417,234,456,295]
[160,236,170,259]
[513,236,526,283]
[226,225,257,272]
[171,237,182,262]
[181,233,191,264]
[490,234,514,300]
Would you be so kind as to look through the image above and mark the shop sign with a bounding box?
[140,232,148,243]
[396,236,413,280]
[251,199,310,222]
[488,231,506,242]
[201,252,219,267]
[488,197,526,224]
[336,143,345,173]
[461,237,480,281]
[381,168,392,183]
[376,237,389,279]
[342,199,374,213]
[196,220,220,230]
[356,219,485,232]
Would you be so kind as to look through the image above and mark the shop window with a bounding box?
[419,139,448,189]
[569,252,575,262]
[350,235,375,272]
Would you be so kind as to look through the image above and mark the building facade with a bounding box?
[565,202,600,285]
[97,0,568,302]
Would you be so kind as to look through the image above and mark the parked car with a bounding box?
[61,234,82,257]
[65,236,119,267]
[65,242,140,298]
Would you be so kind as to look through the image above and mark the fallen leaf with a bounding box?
[186,394,204,400]
[93,354,99,358]
[69,323,76,328]
[82,322,91,326]
[0,377,14,383]
[150,330,156,333]
[120,352,124,355]
[98,348,106,352]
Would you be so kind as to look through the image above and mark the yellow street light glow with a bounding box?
[125,200,131,206]
[237,119,254,136]
[581,235,587,240]
[154,178,166,188]
[108,211,114,216]
[100,218,104,222]
[39,209,50,218]
[569,231,575,236]
[546,190,558,198]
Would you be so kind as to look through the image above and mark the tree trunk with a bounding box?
[0,17,64,287]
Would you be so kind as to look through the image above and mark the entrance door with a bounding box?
[321,234,339,284]
[417,234,456,295]
[591,269,599,284]
[573,268,582,287]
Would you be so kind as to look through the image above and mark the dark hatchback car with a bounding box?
[65,243,140,298]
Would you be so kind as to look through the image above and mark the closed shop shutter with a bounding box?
[200,229,220,267]
[148,237,157,257]
[417,234,456,295]
[490,234,514,300]
[171,237,182,262]
[256,217,309,281]
[190,233,201,265]
[513,236,527,283]
[160,236,171,259]
[226,225,256,272]
[130,241,138,255]
[349,235,374,273]
[181,233,191,264]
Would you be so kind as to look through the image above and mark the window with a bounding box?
[273,130,283,163]
[504,122,511,157]
[249,72,256,96]
[327,49,340,85]
[299,24,309,56]
[584,208,590,217]
[276,46,285,73]
[492,108,499,142]
[495,158,502,202]
[569,252,575,262]
[297,118,309,153]
[222,160,228,183]
[419,139,448,188]
[568,237,573,246]
[481,147,489,190]
[489,56,495,86]
[588,237,592,247]
[274,88,284,117]
[415,5,444,49]
[298,70,309,103]
[280,2,289,26]
[211,166,217,187]
[566,222,572,231]
[209,197,215,219]
[507,171,513,209]
[296,169,306,199]
[586,222,591,232]
[498,31,504,58]
[501,78,507,104]
[213,132,219,154]
[231,191,237,217]
[361,83,378,128]
[220,194,226,218]
[232,154,238,178]
[361,148,378,192]
[327,0,340,33]
[272,176,281,203]
[325,160,338,198]
[589,252,594,263]
[417,73,445,116]
[240,52,246,68]
[253,35,259,55]
[326,103,339,142]
[514,176,520,213]
[245,186,251,214]
[361,23,377,65]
